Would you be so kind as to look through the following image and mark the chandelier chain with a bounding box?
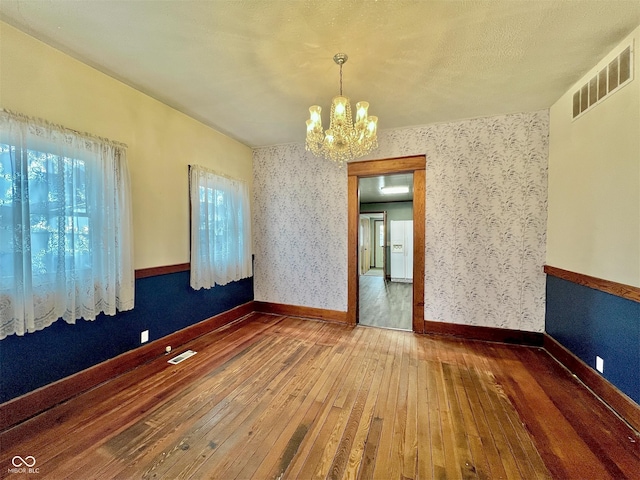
[339,63,343,96]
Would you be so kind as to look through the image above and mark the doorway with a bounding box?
[359,215,371,275]
[358,177,413,330]
[359,212,385,277]
[347,156,426,333]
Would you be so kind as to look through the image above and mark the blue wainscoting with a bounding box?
[0,272,253,403]
[545,275,640,404]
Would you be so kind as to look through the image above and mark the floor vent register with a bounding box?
[167,350,197,365]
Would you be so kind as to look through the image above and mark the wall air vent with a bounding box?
[167,350,197,365]
[572,43,634,120]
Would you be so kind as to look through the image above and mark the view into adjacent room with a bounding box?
[358,173,414,331]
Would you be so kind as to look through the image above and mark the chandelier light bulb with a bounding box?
[367,116,378,135]
[309,105,322,124]
[324,129,334,145]
[355,102,369,123]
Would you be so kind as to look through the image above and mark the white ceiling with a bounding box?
[2,1,640,148]
[360,174,414,204]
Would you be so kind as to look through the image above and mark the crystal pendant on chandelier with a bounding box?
[305,53,378,166]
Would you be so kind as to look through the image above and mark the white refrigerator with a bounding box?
[390,220,413,283]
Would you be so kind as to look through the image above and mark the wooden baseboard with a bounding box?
[135,262,190,279]
[253,301,349,324]
[423,319,544,346]
[544,333,640,433]
[0,301,255,432]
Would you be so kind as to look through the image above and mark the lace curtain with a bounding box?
[190,165,251,289]
[0,110,134,339]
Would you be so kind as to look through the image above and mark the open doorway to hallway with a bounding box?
[347,155,425,333]
[358,173,413,331]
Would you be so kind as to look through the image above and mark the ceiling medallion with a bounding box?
[305,53,378,166]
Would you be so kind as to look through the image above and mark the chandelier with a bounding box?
[305,53,378,166]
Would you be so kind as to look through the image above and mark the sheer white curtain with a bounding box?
[190,165,251,289]
[0,110,134,339]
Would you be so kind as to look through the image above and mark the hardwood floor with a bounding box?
[2,313,639,479]
[359,275,412,331]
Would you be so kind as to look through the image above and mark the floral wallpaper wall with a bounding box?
[253,110,549,332]
[252,143,348,312]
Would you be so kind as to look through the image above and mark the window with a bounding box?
[189,165,251,289]
[0,148,90,279]
[0,110,134,339]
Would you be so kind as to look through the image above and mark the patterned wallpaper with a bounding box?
[252,144,348,311]
[253,110,549,332]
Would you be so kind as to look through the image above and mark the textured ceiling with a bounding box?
[1,1,640,148]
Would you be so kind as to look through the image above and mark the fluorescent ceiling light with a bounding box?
[380,186,409,195]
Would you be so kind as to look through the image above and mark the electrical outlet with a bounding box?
[596,356,604,373]
[141,330,149,344]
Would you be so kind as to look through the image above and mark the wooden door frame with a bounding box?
[372,217,385,270]
[360,211,385,272]
[382,211,387,278]
[358,215,372,275]
[347,155,426,333]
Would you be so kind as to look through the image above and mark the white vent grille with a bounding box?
[167,350,197,364]
[573,43,634,120]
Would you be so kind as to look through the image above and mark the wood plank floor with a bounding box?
[2,313,639,479]
[359,276,412,331]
